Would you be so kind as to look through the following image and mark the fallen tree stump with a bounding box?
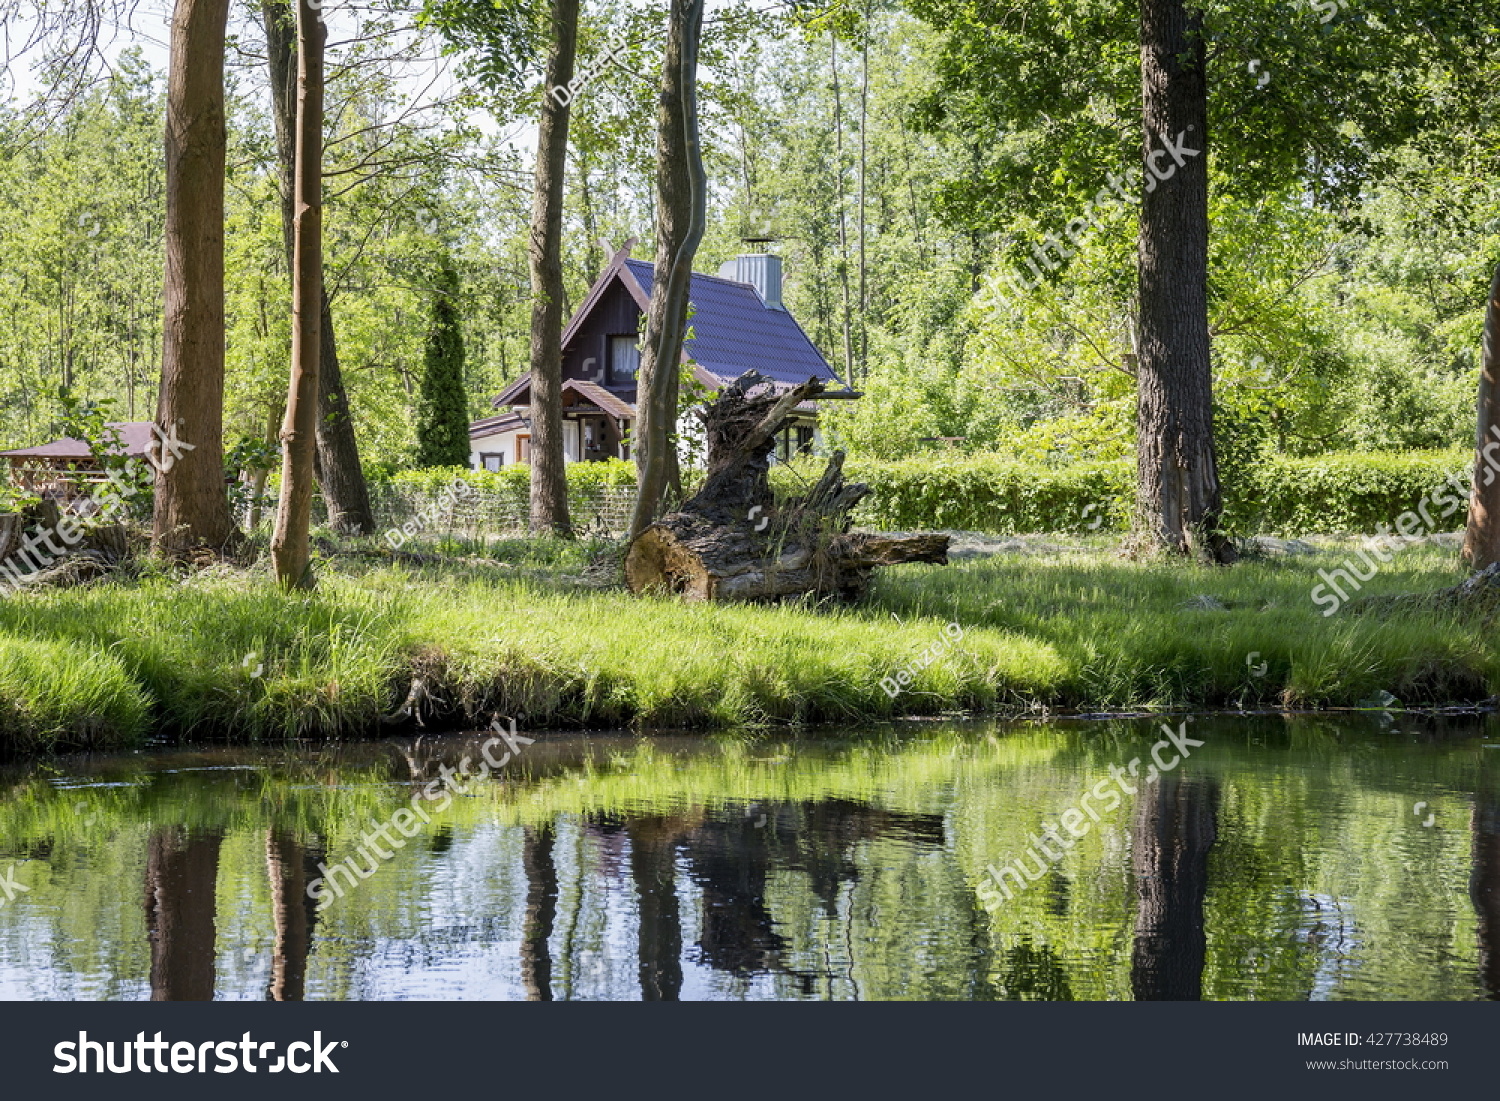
[0,500,132,592]
[625,371,949,602]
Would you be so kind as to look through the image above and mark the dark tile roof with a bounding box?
[624,260,845,389]
[566,380,635,420]
[0,421,154,460]
[469,412,526,439]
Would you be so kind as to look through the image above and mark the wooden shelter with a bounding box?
[0,421,154,501]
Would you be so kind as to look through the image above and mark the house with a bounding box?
[0,421,155,500]
[469,242,854,471]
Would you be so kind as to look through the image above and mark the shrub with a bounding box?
[771,456,1132,534]
[1247,450,1469,535]
[375,449,1473,537]
[775,449,1471,536]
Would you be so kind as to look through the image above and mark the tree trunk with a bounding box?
[154,0,236,556]
[625,372,948,601]
[270,0,324,590]
[265,828,322,1001]
[528,0,579,537]
[520,825,558,1001]
[262,0,375,537]
[1471,793,1500,998]
[1465,264,1500,569]
[857,6,870,386]
[1130,774,1217,1001]
[145,827,224,1001]
[830,30,855,386]
[629,0,708,540]
[1135,0,1233,564]
[246,404,279,530]
[314,304,376,534]
[627,818,683,1001]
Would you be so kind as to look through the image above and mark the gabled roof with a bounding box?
[469,411,526,440]
[484,245,854,425]
[620,259,843,389]
[566,379,635,420]
[488,378,638,421]
[0,421,154,460]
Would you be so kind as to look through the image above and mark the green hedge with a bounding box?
[374,450,1473,537]
[770,457,1134,534]
[1246,450,1468,535]
[772,449,1470,536]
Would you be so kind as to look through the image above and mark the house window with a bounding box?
[480,452,504,472]
[609,335,639,384]
[516,434,531,463]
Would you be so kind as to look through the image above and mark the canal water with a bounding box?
[0,711,1496,1000]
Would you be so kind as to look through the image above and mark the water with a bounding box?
[0,711,1497,1000]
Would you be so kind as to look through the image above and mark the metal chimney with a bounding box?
[717,253,783,311]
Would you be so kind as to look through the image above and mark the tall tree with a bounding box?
[906,0,1495,558]
[154,0,236,555]
[1465,264,1500,570]
[1135,0,1230,562]
[520,824,558,1001]
[629,0,707,540]
[1130,774,1218,1000]
[526,0,579,537]
[269,0,324,590]
[829,28,854,385]
[414,258,470,468]
[264,828,323,1001]
[261,0,376,536]
[144,826,224,1001]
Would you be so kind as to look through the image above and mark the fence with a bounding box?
[233,480,640,541]
[366,480,637,541]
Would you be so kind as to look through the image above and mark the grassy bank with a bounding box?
[0,537,1492,752]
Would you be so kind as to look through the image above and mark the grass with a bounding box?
[0,633,150,751]
[0,534,1492,752]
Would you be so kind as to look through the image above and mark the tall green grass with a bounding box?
[0,540,1490,752]
[0,634,149,750]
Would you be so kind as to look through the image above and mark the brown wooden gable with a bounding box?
[560,271,643,394]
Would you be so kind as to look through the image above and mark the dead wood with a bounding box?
[624,371,948,602]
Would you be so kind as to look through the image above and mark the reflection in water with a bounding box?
[1471,793,1500,999]
[1130,776,1218,1001]
[624,818,684,1001]
[2,714,1499,1001]
[520,826,557,1002]
[145,827,223,1002]
[264,829,322,1001]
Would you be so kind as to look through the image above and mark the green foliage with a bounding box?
[0,53,164,449]
[414,260,470,468]
[0,634,150,750]
[0,538,1491,750]
[776,455,1133,534]
[0,2,1491,509]
[775,449,1471,536]
[56,391,152,515]
[1250,450,1470,535]
[0,483,41,515]
[383,459,638,528]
